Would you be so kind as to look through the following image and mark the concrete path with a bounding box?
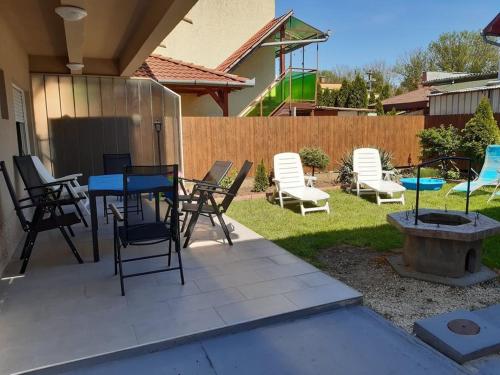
[49,306,468,375]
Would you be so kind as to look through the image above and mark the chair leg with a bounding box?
[139,194,144,220]
[168,238,172,267]
[175,238,185,285]
[57,205,75,237]
[164,205,171,224]
[113,220,118,275]
[58,226,83,264]
[215,212,233,246]
[104,196,108,224]
[183,211,201,248]
[181,212,189,233]
[19,232,32,260]
[208,214,216,227]
[74,202,88,227]
[117,243,125,296]
[19,231,37,274]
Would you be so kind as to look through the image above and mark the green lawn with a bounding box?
[227,185,500,269]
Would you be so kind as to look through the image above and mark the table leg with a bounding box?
[90,192,99,262]
[155,192,160,222]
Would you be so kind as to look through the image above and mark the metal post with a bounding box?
[466,159,472,214]
[414,165,421,225]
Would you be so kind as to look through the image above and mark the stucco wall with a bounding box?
[180,47,276,116]
[0,14,33,273]
[155,0,275,69]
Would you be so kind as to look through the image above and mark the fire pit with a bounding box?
[387,156,500,286]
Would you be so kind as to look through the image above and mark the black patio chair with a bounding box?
[0,161,83,274]
[165,160,232,231]
[102,153,143,223]
[182,160,253,248]
[110,165,183,296]
[13,155,88,228]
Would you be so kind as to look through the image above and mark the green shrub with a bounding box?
[299,147,330,176]
[220,169,237,189]
[419,167,440,178]
[336,147,394,186]
[418,124,462,178]
[253,160,269,192]
[375,98,384,115]
[462,97,500,166]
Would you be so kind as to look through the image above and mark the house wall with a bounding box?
[155,0,275,69]
[0,14,33,273]
[429,89,500,115]
[178,46,276,116]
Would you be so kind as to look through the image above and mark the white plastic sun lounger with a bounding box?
[273,152,330,216]
[31,155,90,214]
[352,148,405,205]
[446,145,500,201]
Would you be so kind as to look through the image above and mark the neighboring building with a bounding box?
[137,0,330,116]
[382,86,435,114]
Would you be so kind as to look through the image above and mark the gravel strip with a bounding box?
[318,245,500,332]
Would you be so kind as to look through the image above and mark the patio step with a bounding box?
[18,295,361,375]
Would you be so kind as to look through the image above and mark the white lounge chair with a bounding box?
[273,152,330,216]
[31,155,90,215]
[446,145,500,201]
[352,148,405,205]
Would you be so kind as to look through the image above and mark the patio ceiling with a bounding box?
[0,0,197,76]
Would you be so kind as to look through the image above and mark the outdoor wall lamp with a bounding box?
[154,121,163,165]
[55,6,88,22]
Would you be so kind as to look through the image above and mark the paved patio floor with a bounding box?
[55,306,468,375]
[0,200,361,374]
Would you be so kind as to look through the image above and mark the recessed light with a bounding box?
[55,6,87,22]
[66,63,84,71]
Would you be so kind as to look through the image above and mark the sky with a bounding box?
[276,0,499,72]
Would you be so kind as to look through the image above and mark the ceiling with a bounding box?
[0,0,197,76]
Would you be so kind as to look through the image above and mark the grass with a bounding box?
[227,184,500,269]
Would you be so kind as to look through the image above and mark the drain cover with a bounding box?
[447,319,481,335]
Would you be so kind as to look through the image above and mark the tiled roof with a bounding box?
[382,86,434,106]
[134,55,251,86]
[216,11,293,72]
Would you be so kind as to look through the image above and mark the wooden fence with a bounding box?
[182,116,425,177]
[424,114,500,130]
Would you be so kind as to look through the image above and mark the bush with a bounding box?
[299,147,330,176]
[220,169,237,189]
[336,78,350,107]
[375,98,384,115]
[253,160,269,192]
[418,125,461,160]
[336,147,394,186]
[347,73,368,108]
[462,97,500,165]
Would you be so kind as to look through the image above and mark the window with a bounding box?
[12,85,29,155]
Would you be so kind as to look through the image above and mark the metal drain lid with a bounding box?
[447,319,481,335]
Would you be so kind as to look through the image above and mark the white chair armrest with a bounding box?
[382,170,395,181]
[304,175,316,187]
[54,173,82,181]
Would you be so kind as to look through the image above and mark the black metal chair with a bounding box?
[13,155,88,228]
[110,165,183,296]
[166,160,232,231]
[182,160,253,248]
[103,153,143,223]
[0,161,83,274]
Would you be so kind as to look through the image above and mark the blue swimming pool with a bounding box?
[400,177,446,191]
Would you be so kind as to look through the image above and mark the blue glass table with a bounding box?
[88,174,163,262]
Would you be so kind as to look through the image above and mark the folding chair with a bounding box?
[102,153,143,223]
[110,165,183,296]
[0,161,83,274]
[182,160,253,248]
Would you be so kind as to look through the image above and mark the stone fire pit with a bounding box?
[387,209,500,286]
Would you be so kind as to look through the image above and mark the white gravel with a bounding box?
[318,245,500,332]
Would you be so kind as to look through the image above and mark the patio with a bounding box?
[0,200,361,374]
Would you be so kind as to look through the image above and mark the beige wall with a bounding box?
[155,0,275,69]
[0,14,33,273]
[179,47,275,116]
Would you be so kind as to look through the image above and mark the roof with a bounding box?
[216,11,293,72]
[432,78,498,93]
[483,13,500,36]
[134,55,254,88]
[429,82,500,96]
[382,86,435,108]
[423,72,498,86]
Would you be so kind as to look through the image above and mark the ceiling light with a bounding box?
[66,63,84,71]
[55,6,87,21]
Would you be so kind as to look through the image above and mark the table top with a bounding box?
[88,174,173,194]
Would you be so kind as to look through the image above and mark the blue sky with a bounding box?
[276,0,499,71]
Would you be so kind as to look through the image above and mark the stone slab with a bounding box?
[414,309,500,363]
[387,254,497,287]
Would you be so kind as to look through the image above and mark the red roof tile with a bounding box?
[134,55,251,86]
[382,86,434,107]
[216,11,293,72]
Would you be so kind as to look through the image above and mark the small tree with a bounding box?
[462,97,500,165]
[253,159,269,192]
[299,147,330,176]
[347,73,368,108]
[375,98,384,115]
[418,125,462,177]
[336,78,351,107]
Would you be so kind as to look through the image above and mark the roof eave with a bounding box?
[159,78,255,88]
